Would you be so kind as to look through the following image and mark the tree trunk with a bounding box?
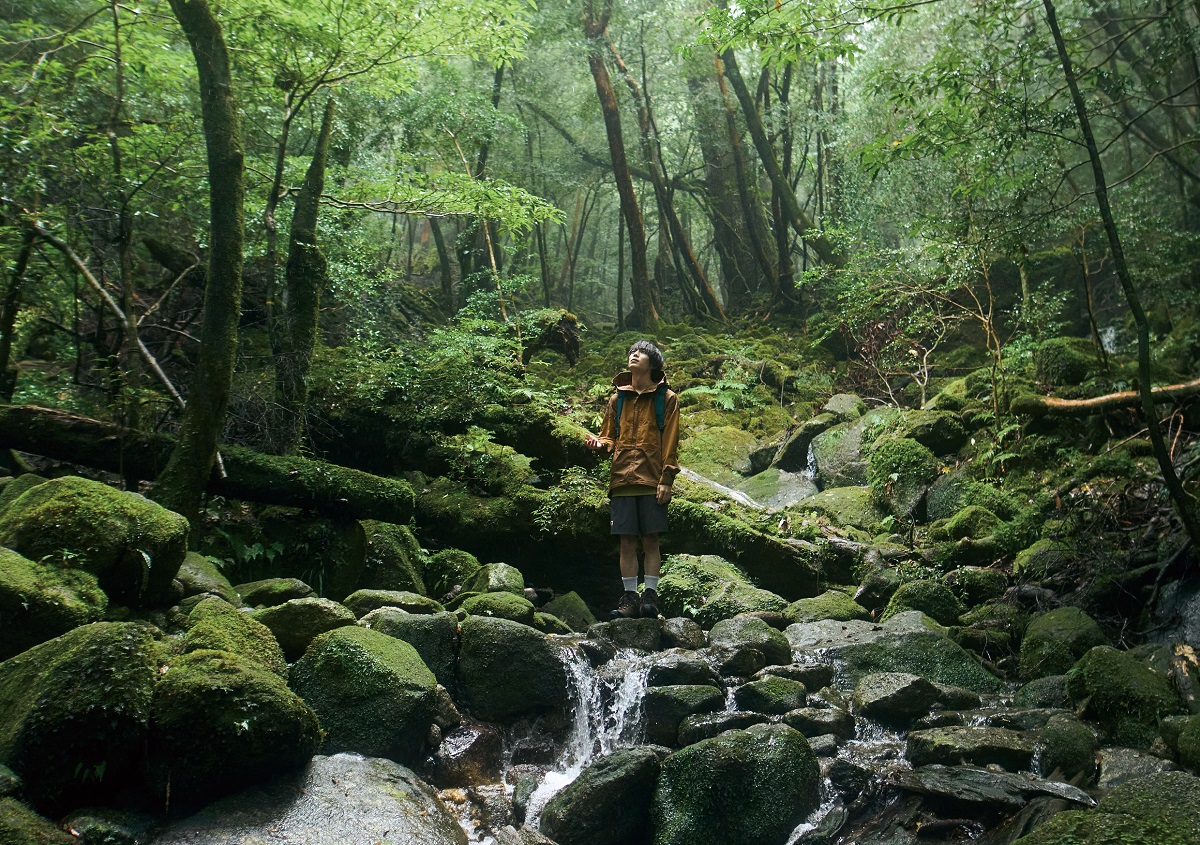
[158,0,246,526]
[1044,0,1200,547]
[0,226,35,402]
[429,217,456,310]
[1012,376,1200,417]
[274,96,335,455]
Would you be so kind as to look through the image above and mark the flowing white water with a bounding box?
[679,466,763,508]
[524,647,652,826]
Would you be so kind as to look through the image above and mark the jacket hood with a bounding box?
[612,370,668,391]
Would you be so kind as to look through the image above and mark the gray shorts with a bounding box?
[610,494,669,536]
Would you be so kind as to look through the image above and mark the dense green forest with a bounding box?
[2,0,1200,843]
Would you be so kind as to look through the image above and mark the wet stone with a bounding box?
[853,672,943,729]
[985,707,1075,732]
[783,707,855,740]
[893,764,1094,811]
[677,712,769,746]
[733,676,807,714]
[661,617,706,650]
[827,759,871,800]
[647,651,722,688]
[756,662,835,691]
[643,685,725,746]
[588,618,662,652]
[906,726,1036,772]
[809,734,839,757]
[1096,747,1179,789]
[432,722,504,788]
[709,644,766,677]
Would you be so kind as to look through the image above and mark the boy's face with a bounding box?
[628,348,653,375]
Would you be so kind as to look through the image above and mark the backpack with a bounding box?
[614,383,667,439]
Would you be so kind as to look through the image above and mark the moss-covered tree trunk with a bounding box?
[274,96,335,455]
[156,0,245,526]
[0,225,34,402]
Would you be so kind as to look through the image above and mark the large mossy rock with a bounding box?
[359,609,458,688]
[360,520,426,595]
[251,597,356,661]
[0,622,158,814]
[644,685,725,746]
[1034,336,1099,387]
[1068,646,1183,746]
[343,589,444,618]
[1020,607,1109,681]
[651,724,819,845]
[678,425,757,486]
[795,486,884,531]
[810,408,901,488]
[289,627,437,764]
[784,589,869,625]
[906,726,1035,772]
[540,748,661,845]
[460,591,537,626]
[235,577,314,607]
[709,616,791,666]
[456,615,568,721]
[1038,714,1098,780]
[943,505,1002,541]
[183,596,288,678]
[881,580,963,626]
[658,554,786,628]
[541,591,597,633]
[733,676,807,714]
[0,546,107,661]
[892,410,968,456]
[462,562,525,595]
[147,649,320,807]
[425,548,483,599]
[0,476,188,605]
[867,435,937,519]
[175,551,241,605]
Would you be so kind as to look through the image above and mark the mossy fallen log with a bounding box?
[0,405,414,523]
[1011,377,1200,417]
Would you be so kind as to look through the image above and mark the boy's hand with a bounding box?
[584,434,605,451]
[656,484,673,504]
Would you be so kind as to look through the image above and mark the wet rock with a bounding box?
[906,726,1035,772]
[1037,715,1098,780]
[360,609,458,688]
[758,662,835,690]
[942,566,1008,607]
[770,414,834,473]
[1020,607,1109,681]
[360,520,426,595]
[783,706,855,740]
[677,712,768,745]
[809,734,839,757]
[587,617,662,652]
[456,616,569,721]
[0,623,158,814]
[150,753,468,845]
[463,562,525,595]
[578,637,617,666]
[661,617,706,650]
[1014,674,1071,709]
[893,764,1094,811]
[735,609,789,629]
[796,486,885,531]
[432,722,504,787]
[495,825,557,845]
[467,783,513,834]
[827,759,870,800]
[734,676,807,714]
[345,589,445,618]
[0,797,72,844]
[785,590,870,625]
[1068,646,1183,747]
[540,747,660,845]
[658,554,787,628]
[1096,747,1178,789]
[735,468,818,508]
[652,723,820,845]
[881,580,962,626]
[176,551,242,605]
[867,435,937,520]
[253,597,357,662]
[533,612,573,635]
[810,407,900,488]
[647,651,722,687]
[0,546,107,661]
[540,591,597,633]
[853,672,943,729]
[854,564,902,613]
[61,807,155,845]
[709,616,791,665]
[461,592,537,626]
[184,595,288,678]
[290,626,437,764]
[426,548,483,602]
[986,707,1075,732]
[644,685,724,746]
[506,765,542,825]
[235,577,314,607]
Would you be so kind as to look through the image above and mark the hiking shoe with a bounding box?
[610,590,641,620]
[640,588,660,619]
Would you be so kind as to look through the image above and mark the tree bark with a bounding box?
[0,226,35,402]
[158,0,246,526]
[1044,0,1200,547]
[274,96,335,455]
[1012,378,1200,418]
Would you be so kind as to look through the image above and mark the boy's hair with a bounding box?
[628,340,665,380]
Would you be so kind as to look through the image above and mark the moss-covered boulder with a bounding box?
[425,548,482,599]
[784,589,869,625]
[460,591,537,626]
[1035,336,1099,386]
[906,726,1035,772]
[250,597,356,661]
[943,505,1002,541]
[1176,714,1200,770]
[534,611,574,635]
[175,552,241,606]
[867,435,938,519]
[892,410,969,456]
[541,591,597,633]
[358,609,458,688]
[235,577,314,607]
[810,408,902,488]
[147,649,320,807]
[1068,647,1183,746]
[0,797,73,845]
[0,546,107,661]
[461,562,525,595]
[540,748,661,845]
[0,474,48,520]
[343,589,444,618]
[0,476,188,606]
[928,473,1020,522]
[1020,607,1109,681]
[289,626,436,764]
[359,520,425,595]
[0,622,158,814]
[678,425,757,486]
[651,723,819,845]
[881,580,963,626]
[824,393,866,419]
[456,615,568,721]
[709,616,791,666]
[796,486,885,531]
[1013,539,1075,579]
[733,676,807,714]
[183,596,287,678]
[1037,714,1098,780]
[644,685,726,746]
[942,566,1008,607]
[1014,675,1071,709]
[658,554,786,628]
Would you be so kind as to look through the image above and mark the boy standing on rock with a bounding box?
[584,341,681,619]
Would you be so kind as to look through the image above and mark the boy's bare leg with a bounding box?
[619,534,640,578]
[642,534,661,577]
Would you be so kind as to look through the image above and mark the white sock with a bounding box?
[622,577,638,593]
[644,576,660,591]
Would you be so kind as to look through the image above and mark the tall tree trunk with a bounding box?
[582,0,657,330]
[0,225,35,402]
[274,96,335,455]
[157,0,245,526]
[1044,0,1200,548]
[429,217,456,310]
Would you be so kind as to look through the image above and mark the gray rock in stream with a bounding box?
[540,747,661,845]
[906,726,1036,772]
[892,764,1094,811]
[150,754,468,845]
[852,672,942,728]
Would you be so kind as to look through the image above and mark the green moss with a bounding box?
[0,797,73,845]
[796,486,886,531]
[184,596,287,678]
[679,426,758,486]
[943,505,1002,541]
[456,615,569,721]
[867,435,938,518]
[0,476,188,606]
[1175,714,1200,770]
[175,552,241,605]
[658,554,787,628]
[942,567,1008,607]
[235,577,314,607]
[1020,607,1108,681]
[358,609,457,688]
[784,590,869,625]
[928,474,1021,522]
[881,580,963,626]
[1037,715,1097,780]
[343,589,444,618]
[0,474,47,521]
[1067,647,1183,746]
[644,685,725,745]
[836,632,1003,692]
[1013,539,1075,579]
[424,548,482,599]
[1097,772,1200,841]
[1035,337,1100,386]
[462,562,525,595]
[533,612,574,635]
[359,521,426,595]
[541,591,597,633]
[460,591,537,626]
[0,547,107,661]
[733,676,808,714]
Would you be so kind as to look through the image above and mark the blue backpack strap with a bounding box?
[614,385,666,439]
[614,391,627,439]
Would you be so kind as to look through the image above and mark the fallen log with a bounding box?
[0,404,414,523]
[1011,377,1200,417]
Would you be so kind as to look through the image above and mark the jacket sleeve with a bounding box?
[659,391,681,486]
[596,394,618,452]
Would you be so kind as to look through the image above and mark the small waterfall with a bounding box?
[802,443,820,487]
[524,647,651,825]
